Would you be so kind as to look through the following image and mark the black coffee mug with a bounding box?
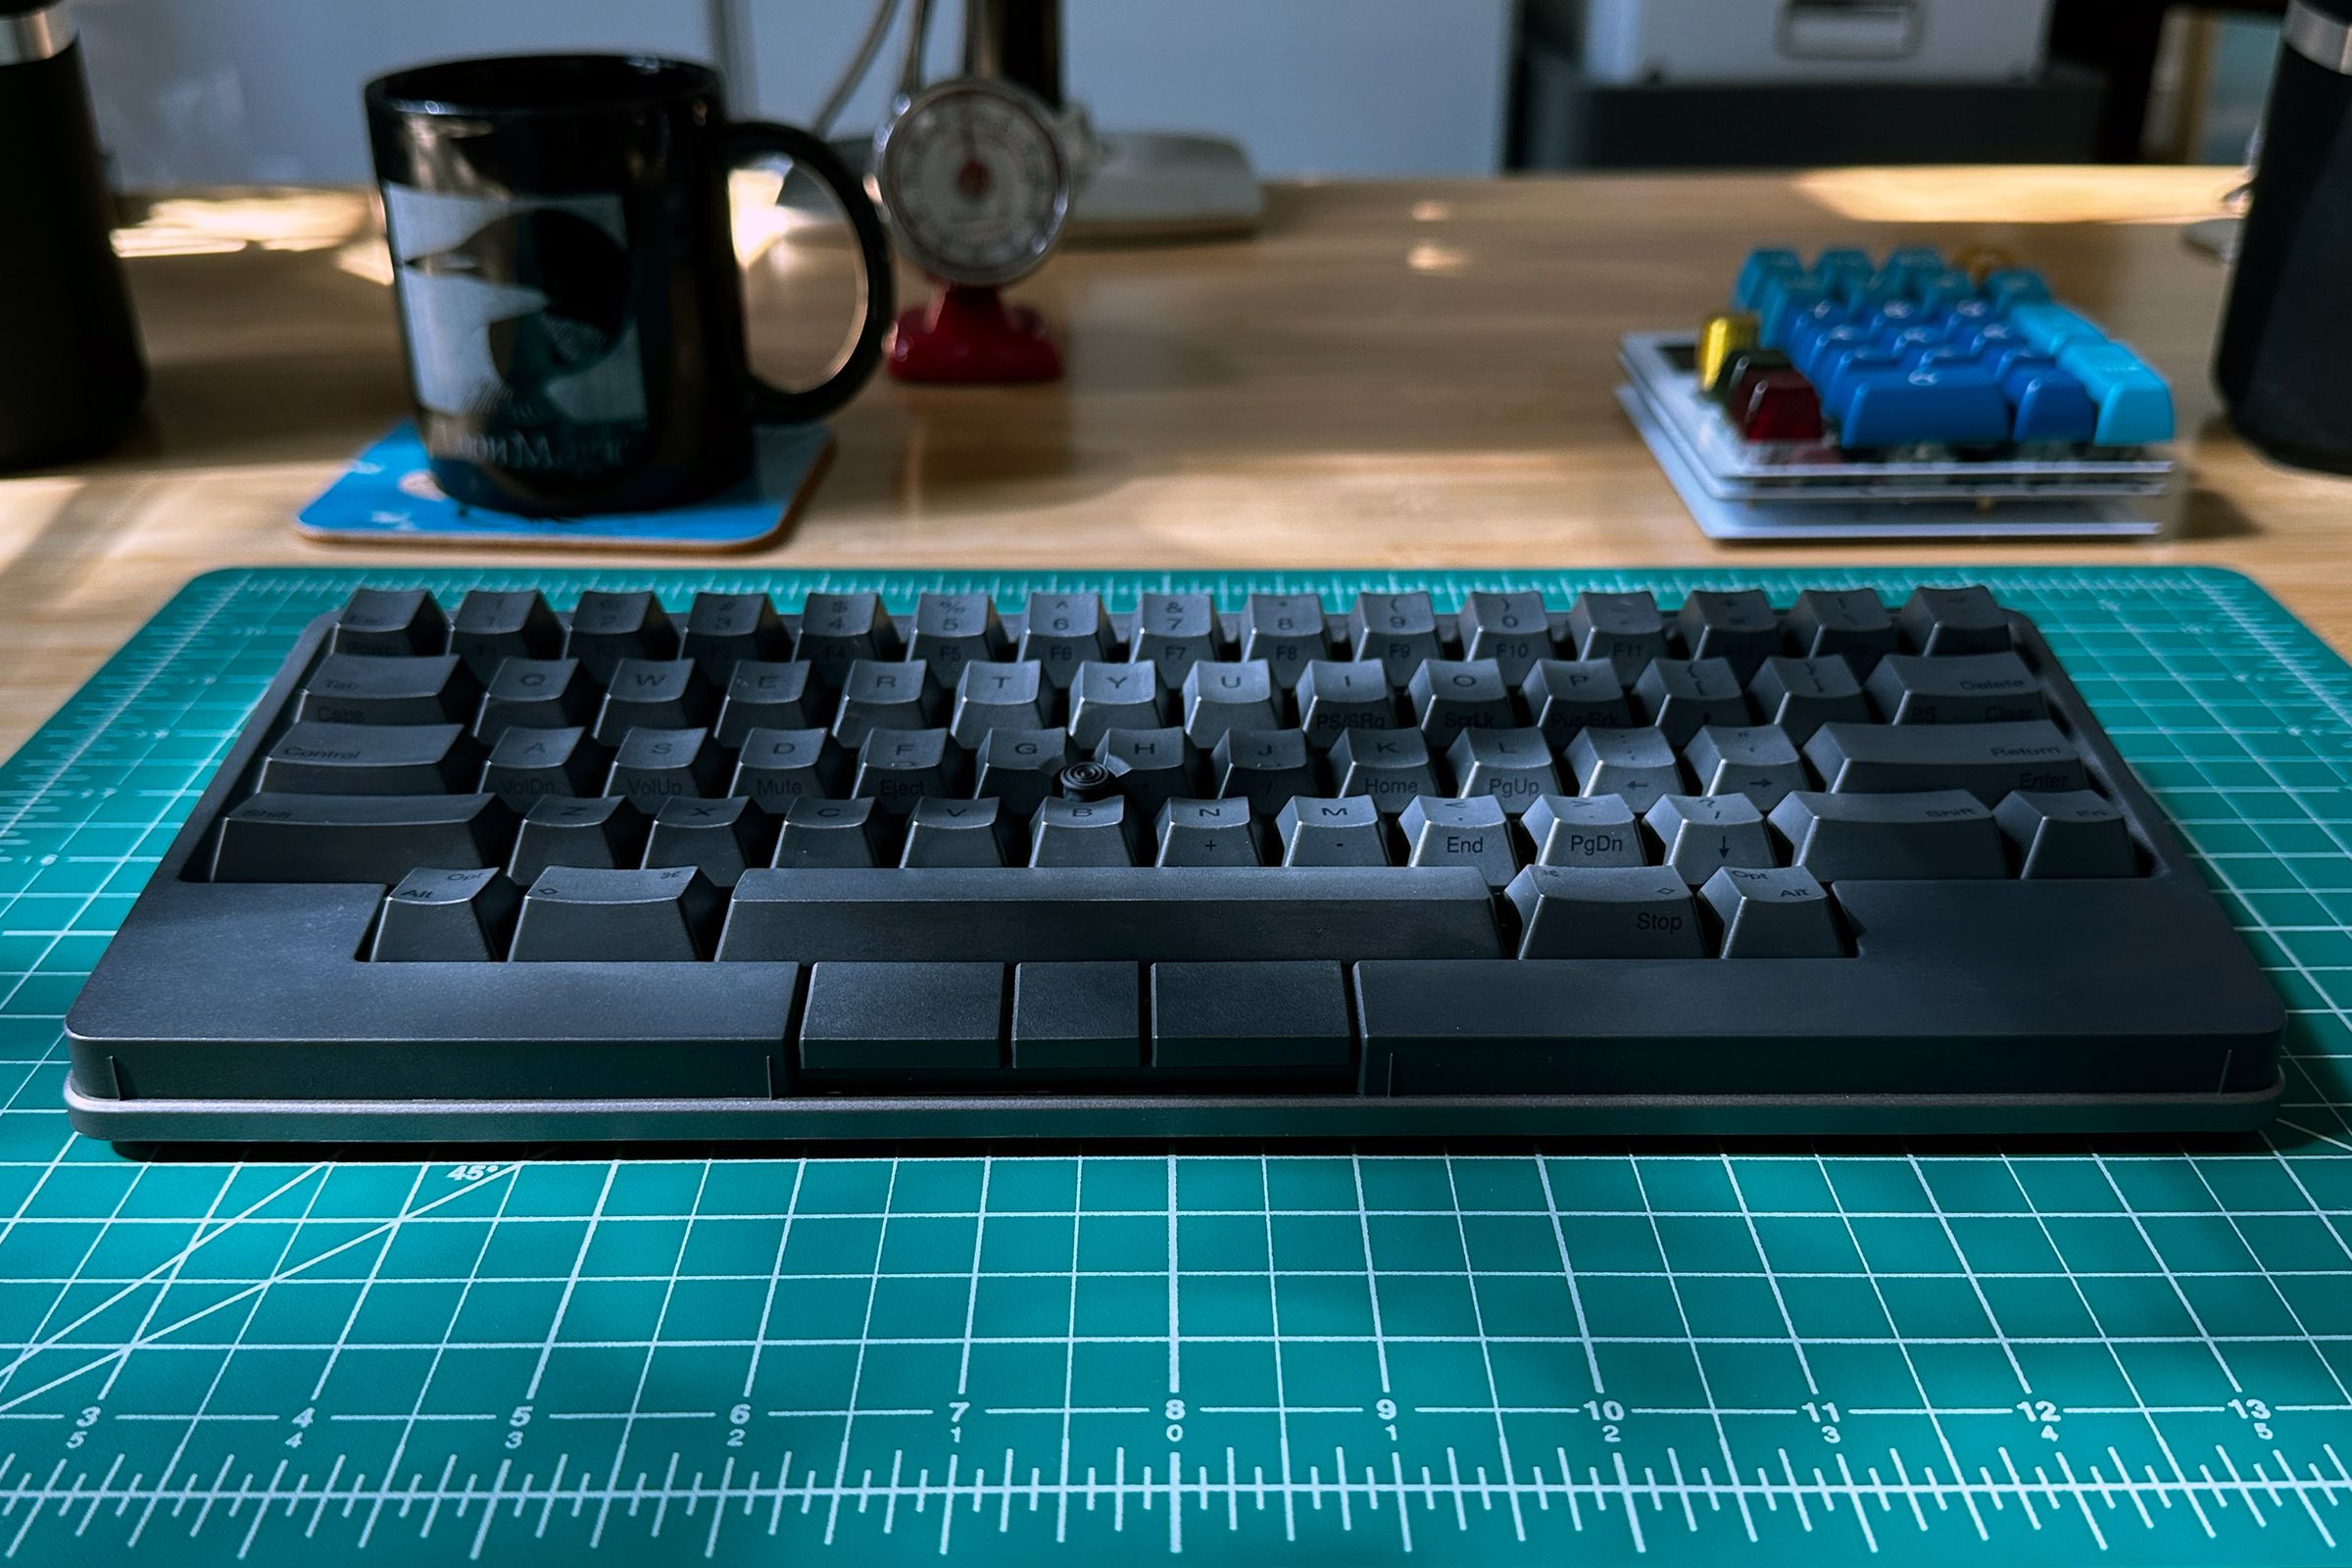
[365,54,891,515]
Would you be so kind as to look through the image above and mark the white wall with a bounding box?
[74,0,1513,187]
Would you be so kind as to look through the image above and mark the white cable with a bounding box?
[812,0,907,134]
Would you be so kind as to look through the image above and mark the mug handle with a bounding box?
[724,121,895,424]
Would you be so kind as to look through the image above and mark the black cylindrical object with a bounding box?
[0,1,146,470]
[2216,0,2352,472]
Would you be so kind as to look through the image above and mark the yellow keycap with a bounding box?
[1698,313,1760,396]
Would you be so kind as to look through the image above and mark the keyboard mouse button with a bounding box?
[1699,865,1843,957]
[564,590,677,679]
[1505,865,1704,958]
[1643,795,1774,884]
[1995,790,2136,878]
[1152,960,1352,1070]
[1029,798,1138,866]
[1276,796,1390,866]
[332,587,447,657]
[1399,795,1519,889]
[509,865,722,961]
[772,798,891,868]
[799,961,1006,1071]
[370,867,520,961]
[479,725,611,806]
[1011,961,1143,1070]
[1767,790,2006,881]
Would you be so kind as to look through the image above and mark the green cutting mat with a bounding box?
[2,564,2350,1567]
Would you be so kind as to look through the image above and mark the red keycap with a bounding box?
[1739,368,1825,441]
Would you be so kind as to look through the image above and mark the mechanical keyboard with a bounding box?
[64,577,2284,1143]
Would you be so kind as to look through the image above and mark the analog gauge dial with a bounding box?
[875,79,1070,287]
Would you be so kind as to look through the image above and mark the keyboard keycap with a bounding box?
[1446,727,1558,814]
[1521,794,1642,867]
[907,591,1006,679]
[801,961,1004,1071]
[1213,729,1318,815]
[1747,656,1869,742]
[479,725,611,806]
[1276,795,1390,866]
[1634,657,1748,746]
[1295,660,1395,745]
[1995,789,2135,878]
[449,589,561,676]
[1348,591,1446,683]
[2055,342,2175,445]
[901,797,1018,867]
[369,867,520,961]
[1327,729,1441,815]
[718,866,1502,961]
[796,592,899,683]
[1011,961,1142,1070]
[260,721,482,795]
[1157,797,1262,865]
[1029,797,1137,866]
[1805,720,2086,804]
[1505,865,1703,958]
[1408,659,1514,744]
[596,659,712,744]
[1129,592,1223,679]
[1568,591,1667,680]
[476,658,596,742]
[1459,591,1552,684]
[833,659,941,746]
[1897,585,2009,656]
[1068,662,1167,747]
[730,727,849,807]
[1152,960,1352,1069]
[211,792,516,883]
[1399,795,1519,889]
[1865,652,2048,724]
[1565,726,1682,812]
[606,725,727,803]
[1020,592,1114,685]
[1699,865,1842,957]
[1676,590,1779,681]
[681,593,787,680]
[1520,659,1632,748]
[974,728,1073,815]
[1183,661,1282,744]
[1682,724,1806,808]
[772,797,891,867]
[565,590,675,678]
[1095,727,1202,813]
[644,796,776,886]
[1839,368,2010,447]
[853,727,966,810]
[511,865,723,961]
[333,587,446,657]
[1768,790,2006,881]
[1241,594,1330,688]
[713,661,822,746]
[1785,590,1896,669]
[507,795,650,884]
[953,661,1052,746]
[297,654,479,727]
[1643,794,1774,883]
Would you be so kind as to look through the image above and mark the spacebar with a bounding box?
[715,867,1504,962]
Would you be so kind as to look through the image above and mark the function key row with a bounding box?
[328,583,2017,684]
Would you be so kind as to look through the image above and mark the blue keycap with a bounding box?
[1799,322,1873,380]
[1820,348,1902,416]
[1839,368,2012,448]
[1814,249,1875,296]
[2004,368,2099,444]
[2010,303,2105,354]
[1882,247,1946,287]
[1961,320,2027,361]
[1983,269,2053,309]
[1945,297,1998,332]
[1760,277,1831,349]
[1911,345,1983,374]
[1786,300,1855,368]
[1914,270,1975,314]
[1866,299,1926,339]
[1735,249,1803,311]
[2057,343,2176,445]
[1985,346,2058,384]
[1881,323,1948,363]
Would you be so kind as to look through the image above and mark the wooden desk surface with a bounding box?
[4,165,2347,754]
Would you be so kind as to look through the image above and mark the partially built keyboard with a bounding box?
[65,578,2283,1143]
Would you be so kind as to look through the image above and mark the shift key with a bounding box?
[1804,720,2085,805]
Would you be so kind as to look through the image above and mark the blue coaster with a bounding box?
[296,419,834,551]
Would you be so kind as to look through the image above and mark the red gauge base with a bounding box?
[887,284,1063,384]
